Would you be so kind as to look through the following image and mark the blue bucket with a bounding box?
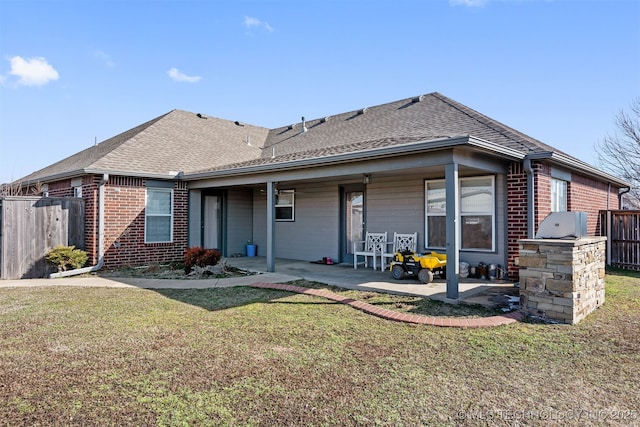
[246,244,257,257]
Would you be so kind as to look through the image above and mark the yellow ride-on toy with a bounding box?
[389,250,447,284]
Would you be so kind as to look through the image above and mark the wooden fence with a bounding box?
[599,210,640,271]
[0,196,85,279]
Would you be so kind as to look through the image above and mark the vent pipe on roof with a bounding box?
[412,95,425,103]
[300,116,307,134]
[357,108,368,115]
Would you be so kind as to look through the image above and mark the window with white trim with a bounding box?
[145,188,173,243]
[425,180,446,248]
[425,176,495,251]
[551,178,568,212]
[275,190,295,221]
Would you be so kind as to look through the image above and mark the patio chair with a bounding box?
[380,232,418,271]
[353,232,387,270]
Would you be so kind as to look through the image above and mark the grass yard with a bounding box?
[1,270,639,426]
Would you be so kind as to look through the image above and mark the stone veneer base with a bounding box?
[519,236,606,324]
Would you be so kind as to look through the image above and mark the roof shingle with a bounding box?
[15,92,576,183]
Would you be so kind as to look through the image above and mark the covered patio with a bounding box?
[227,256,519,308]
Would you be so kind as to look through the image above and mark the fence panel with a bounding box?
[0,196,85,279]
[600,210,640,271]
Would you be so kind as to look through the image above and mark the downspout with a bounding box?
[618,186,631,209]
[524,158,535,238]
[50,173,109,278]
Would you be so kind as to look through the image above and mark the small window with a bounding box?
[74,186,82,198]
[145,188,173,243]
[551,178,568,212]
[275,190,295,221]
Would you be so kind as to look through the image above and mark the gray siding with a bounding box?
[226,189,253,256]
[253,183,340,261]
[365,175,426,247]
[245,172,507,269]
[188,189,202,247]
[365,173,507,269]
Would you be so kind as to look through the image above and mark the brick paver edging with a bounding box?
[249,282,524,328]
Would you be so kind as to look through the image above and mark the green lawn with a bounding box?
[1,270,639,426]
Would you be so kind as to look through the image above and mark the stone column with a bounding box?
[518,237,606,324]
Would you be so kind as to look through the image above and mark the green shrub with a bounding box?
[45,245,88,272]
[184,247,222,271]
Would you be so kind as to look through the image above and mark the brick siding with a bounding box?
[46,175,188,268]
[569,173,619,234]
[506,162,528,279]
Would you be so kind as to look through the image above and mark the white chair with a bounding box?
[353,232,387,270]
[380,232,418,271]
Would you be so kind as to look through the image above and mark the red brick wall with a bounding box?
[506,162,528,279]
[569,173,620,235]
[48,180,74,198]
[45,174,187,269]
[534,165,620,236]
[102,176,187,268]
[534,163,552,227]
[506,160,620,280]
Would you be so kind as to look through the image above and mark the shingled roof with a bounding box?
[188,92,559,174]
[17,92,587,183]
[18,110,269,183]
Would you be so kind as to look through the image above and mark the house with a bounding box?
[12,92,630,298]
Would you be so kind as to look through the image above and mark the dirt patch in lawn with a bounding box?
[98,259,256,280]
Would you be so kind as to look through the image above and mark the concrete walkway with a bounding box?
[0,272,300,289]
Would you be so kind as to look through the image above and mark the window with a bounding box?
[460,176,494,250]
[551,178,568,212]
[145,188,173,243]
[425,176,495,251]
[275,190,295,221]
[73,186,82,198]
[425,180,446,247]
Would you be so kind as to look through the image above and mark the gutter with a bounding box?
[19,169,179,187]
[525,151,630,188]
[618,186,632,208]
[50,173,109,278]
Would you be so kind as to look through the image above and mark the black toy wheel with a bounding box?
[418,269,434,284]
[391,265,405,280]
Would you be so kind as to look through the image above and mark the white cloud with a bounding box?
[7,56,59,86]
[93,50,115,68]
[449,0,489,6]
[167,67,201,83]
[244,16,274,32]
